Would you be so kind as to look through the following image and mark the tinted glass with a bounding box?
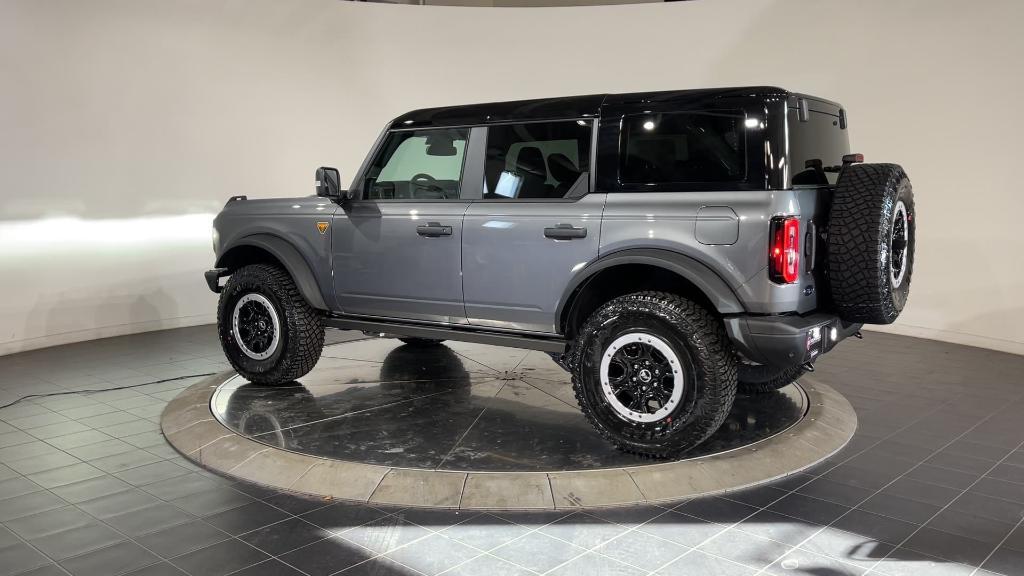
[364,128,469,200]
[620,111,746,184]
[483,121,592,199]
[788,110,850,186]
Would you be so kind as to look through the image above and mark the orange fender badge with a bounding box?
[316,222,329,235]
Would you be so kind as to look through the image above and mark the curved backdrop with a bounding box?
[1,0,1022,354]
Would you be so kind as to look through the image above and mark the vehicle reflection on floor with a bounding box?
[210,339,806,472]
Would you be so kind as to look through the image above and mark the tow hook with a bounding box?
[802,362,816,372]
[854,331,864,339]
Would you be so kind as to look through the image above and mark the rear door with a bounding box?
[461,120,604,333]
[332,127,480,324]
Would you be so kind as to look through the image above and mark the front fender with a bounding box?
[216,233,329,311]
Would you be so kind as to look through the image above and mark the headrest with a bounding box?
[547,153,579,183]
[515,146,546,176]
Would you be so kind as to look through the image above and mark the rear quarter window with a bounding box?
[620,111,746,185]
[787,108,850,186]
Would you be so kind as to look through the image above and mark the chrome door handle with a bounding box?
[416,222,453,237]
[544,224,587,239]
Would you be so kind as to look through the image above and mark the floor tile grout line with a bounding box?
[0,504,81,576]
[245,503,401,575]
[218,557,310,576]
[393,510,501,576]
[427,510,585,575]
[875,436,1024,573]
[321,514,457,576]
[511,349,532,372]
[531,503,769,576]
[968,506,1024,576]
[515,376,579,410]
[448,348,504,375]
[745,387,1024,576]
[436,380,509,471]
[239,536,322,576]
[538,505,692,574]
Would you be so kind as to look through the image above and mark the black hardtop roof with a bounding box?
[389,86,841,129]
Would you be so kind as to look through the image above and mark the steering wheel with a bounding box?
[410,173,445,196]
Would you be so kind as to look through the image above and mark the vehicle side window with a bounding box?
[787,109,850,186]
[363,128,469,200]
[483,121,592,200]
[620,111,746,185]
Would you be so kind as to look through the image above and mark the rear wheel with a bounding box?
[737,364,806,395]
[217,264,325,385]
[570,292,737,458]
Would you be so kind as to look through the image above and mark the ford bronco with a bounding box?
[206,87,915,457]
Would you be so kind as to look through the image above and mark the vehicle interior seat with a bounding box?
[514,146,552,198]
[547,153,581,197]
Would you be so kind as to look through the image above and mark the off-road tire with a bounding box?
[569,292,737,458]
[398,338,446,346]
[828,163,915,324]
[217,264,324,385]
[737,364,806,395]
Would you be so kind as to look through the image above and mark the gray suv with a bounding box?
[206,87,915,457]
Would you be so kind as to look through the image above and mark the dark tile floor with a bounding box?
[1,326,1023,576]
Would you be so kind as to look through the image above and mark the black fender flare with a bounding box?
[557,248,745,331]
[216,234,329,311]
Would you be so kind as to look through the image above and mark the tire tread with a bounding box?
[569,291,737,458]
[828,163,914,324]
[217,264,324,384]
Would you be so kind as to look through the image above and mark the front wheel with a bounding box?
[217,264,325,385]
[570,292,737,458]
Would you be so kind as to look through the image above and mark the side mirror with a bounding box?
[315,167,344,200]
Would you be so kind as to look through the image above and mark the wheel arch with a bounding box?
[558,249,745,338]
[216,234,328,311]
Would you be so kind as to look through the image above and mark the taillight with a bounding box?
[770,217,800,284]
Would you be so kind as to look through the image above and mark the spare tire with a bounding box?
[828,163,915,324]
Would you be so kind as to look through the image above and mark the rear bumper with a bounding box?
[724,313,862,368]
[204,268,229,293]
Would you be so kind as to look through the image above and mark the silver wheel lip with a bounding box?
[232,293,281,361]
[599,332,684,424]
[890,200,909,289]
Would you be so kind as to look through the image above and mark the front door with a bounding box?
[333,127,475,324]
[462,120,603,333]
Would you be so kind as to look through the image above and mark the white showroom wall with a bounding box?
[1,0,1022,355]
